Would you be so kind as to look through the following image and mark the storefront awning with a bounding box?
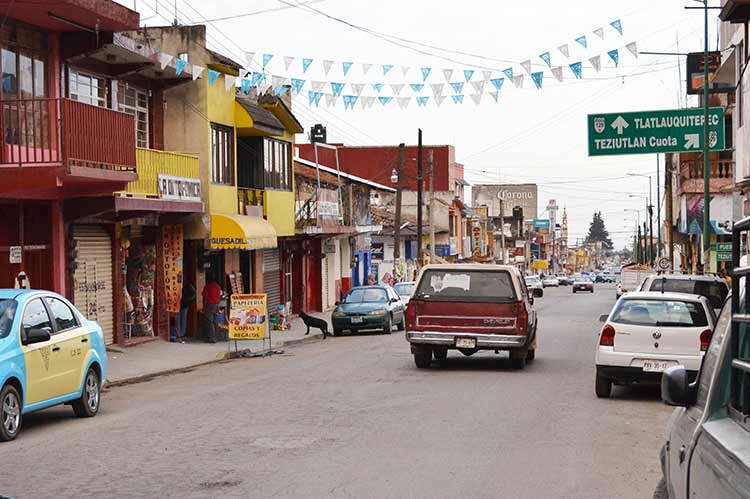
[210,214,277,250]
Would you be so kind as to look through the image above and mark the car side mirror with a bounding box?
[599,314,608,323]
[533,288,543,298]
[391,298,399,303]
[661,366,696,407]
[23,326,51,345]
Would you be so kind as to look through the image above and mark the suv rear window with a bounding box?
[414,269,517,303]
[611,299,708,327]
[647,278,728,309]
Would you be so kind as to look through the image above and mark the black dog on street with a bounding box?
[300,311,328,339]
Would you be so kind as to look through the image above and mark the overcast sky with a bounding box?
[121,0,716,248]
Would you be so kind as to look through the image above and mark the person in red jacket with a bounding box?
[202,280,222,343]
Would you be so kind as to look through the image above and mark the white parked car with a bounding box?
[524,275,544,296]
[595,291,716,398]
[541,276,559,288]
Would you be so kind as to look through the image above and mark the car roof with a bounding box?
[420,263,518,272]
[0,289,54,301]
[622,291,709,303]
[644,273,725,283]
[349,285,388,290]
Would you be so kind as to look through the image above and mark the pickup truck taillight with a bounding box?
[405,301,418,330]
[700,329,713,352]
[517,301,528,334]
[600,324,615,346]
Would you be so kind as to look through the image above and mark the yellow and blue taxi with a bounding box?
[0,290,107,441]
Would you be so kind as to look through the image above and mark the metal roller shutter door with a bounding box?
[72,225,115,345]
[263,248,281,313]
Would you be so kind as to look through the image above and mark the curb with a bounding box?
[105,331,327,388]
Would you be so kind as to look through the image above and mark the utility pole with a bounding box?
[393,144,405,261]
[648,203,655,266]
[665,152,674,266]
[643,222,649,265]
[428,150,435,259]
[500,199,506,264]
[638,225,643,265]
[417,129,424,265]
[656,154,662,257]
[701,0,710,270]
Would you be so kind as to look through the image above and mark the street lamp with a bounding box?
[390,168,398,184]
[629,195,653,265]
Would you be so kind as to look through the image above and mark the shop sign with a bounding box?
[229,294,267,340]
[533,219,550,229]
[717,252,732,262]
[158,174,202,203]
[162,225,184,314]
[9,246,21,264]
[371,242,384,261]
[712,242,732,252]
[686,51,732,95]
[317,188,340,226]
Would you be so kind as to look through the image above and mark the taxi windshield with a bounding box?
[0,299,17,338]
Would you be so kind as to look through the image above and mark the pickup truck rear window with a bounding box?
[647,279,728,309]
[414,269,517,303]
[611,299,708,327]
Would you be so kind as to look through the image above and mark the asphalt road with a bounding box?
[0,283,673,499]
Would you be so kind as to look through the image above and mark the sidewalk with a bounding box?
[106,310,331,386]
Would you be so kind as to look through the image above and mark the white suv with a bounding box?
[637,274,729,312]
[595,291,716,398]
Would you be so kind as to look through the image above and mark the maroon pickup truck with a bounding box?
[405,264,541,369]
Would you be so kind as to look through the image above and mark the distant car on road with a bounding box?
[595,291,715,398]
[542,276,559,288]
[0,290,107,442]
[393,281,415,307]
[637,273,729,313]
[572,276,594,293]
[557,274,572,286]
[406,264,541,369]
[524,276,544,297]
[332,286,405,336]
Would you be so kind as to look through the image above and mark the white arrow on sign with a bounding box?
[684,133,700,149]
[611,115,629,135]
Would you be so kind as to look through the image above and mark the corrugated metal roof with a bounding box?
[236,96,285,135]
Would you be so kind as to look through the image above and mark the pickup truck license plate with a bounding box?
[456,338,477,349]
[350,316,363,324]
[642,360,672,372]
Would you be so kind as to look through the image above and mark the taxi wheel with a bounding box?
[72,368,100,418]
[0,384,22,442]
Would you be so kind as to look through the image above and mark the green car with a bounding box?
[332,286,405,336]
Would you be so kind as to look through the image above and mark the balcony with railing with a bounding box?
[238,187,265,216]
[677,159,734,195]
[0,97,137,172]
[124,148,199,197]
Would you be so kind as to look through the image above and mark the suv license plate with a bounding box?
[456,338,477,349]
[642,360,672,372]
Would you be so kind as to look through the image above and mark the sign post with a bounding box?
[587,107,725,156]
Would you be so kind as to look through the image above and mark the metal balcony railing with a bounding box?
[238,187,264,215]
[126,148,199,197]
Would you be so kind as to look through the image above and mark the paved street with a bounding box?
[1,284,672,499]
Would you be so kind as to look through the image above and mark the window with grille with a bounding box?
[68,69,107,107]
[117,83,149,148]
[263,137,292,191]
[211,123,234,185]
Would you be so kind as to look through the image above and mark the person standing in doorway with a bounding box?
[202,280,222,343]
[177,282,196,343]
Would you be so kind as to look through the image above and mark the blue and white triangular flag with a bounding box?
[362,63,373,74]
[372,83,384,92]
[244,51,255,68]
[557,44,569,58]
[378,96,392,106]
[342,61,353,76]
[284,56,295,71]
[191,65,204,80]
[490,78,504,91]
[521,60,532,74]
[397,97,411,109]
[240,78,251,94]
[471,80,485,94]
[416,96,429,107]
[575,35,587,49]
[224,75,236,92]
[539,52,551,68]
[351,83,365,96]
[589,55,601,72]
[452,94,464,104]
[343,95,359,110]
[431,83,444,97]
[610,19,623,35]
[383,64,393,75]
[443,68,454,82]
[434,95,447,107]
[450,82,464,93]
[310,80,325,92]
[323,60,334,75]
[175,58,187,76]
[490,91,499,102]
[207,69,220,86]
[503,67,513,80]
[308,91,323,107]
[421,67,432,81]
[593,27,604,40]
[250,72,264,86]
[626,42,638,59]
[482,70,493,81]
[607,49,619,67]
[302,58,313,73]
[410,83,424,93]
[331,82,345,97]
[464,69,475,81]
[274,85,289,97]
[390,83,405,95]
[291,78,305,95]
[325,93,338,107]
[551,66,563,82]
[401,66,410,77]
[262,53,273,67]
[470,93,481,105]
[569,62,582,79]
[513,74,524,88]
[531,71,543,89]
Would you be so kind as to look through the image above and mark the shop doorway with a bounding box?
[123,225,157,338]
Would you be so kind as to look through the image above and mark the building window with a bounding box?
[211,123,234,185]
[117,82,149,148]
[263,137,292,191]
[68,68,107,108]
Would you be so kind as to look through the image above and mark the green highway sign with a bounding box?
[712,242,732,252]
[588,107,725,156]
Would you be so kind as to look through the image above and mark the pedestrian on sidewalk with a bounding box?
[202,280,222,343]
[176,282,196,343]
